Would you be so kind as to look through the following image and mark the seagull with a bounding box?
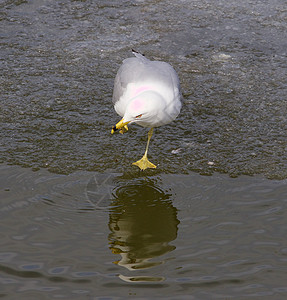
[111,50,182,170]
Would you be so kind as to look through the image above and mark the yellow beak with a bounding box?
[111,118,130,134]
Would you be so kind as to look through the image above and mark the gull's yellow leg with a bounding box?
[133,128,157,171]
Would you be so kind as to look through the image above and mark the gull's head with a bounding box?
[125,91,165,125]
[111,91,165,134]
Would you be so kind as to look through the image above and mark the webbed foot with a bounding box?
[132,155,156,171]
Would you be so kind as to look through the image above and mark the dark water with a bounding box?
[1,0,286,178]
[1,0,287,298]
[1,164,287,299]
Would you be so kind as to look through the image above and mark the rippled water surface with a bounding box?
[1,165,287,299]
[1,0,287,298]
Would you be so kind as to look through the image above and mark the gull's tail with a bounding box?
[132,49,148,62]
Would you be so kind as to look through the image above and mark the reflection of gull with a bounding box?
[108,178,179,282]
[118,274,165,283]
[111,50,182,170]
[110,221,169,271]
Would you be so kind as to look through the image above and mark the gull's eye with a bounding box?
[135,114,142,118]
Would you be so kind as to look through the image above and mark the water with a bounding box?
[1,165,287,299]
[1,0,287,298]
